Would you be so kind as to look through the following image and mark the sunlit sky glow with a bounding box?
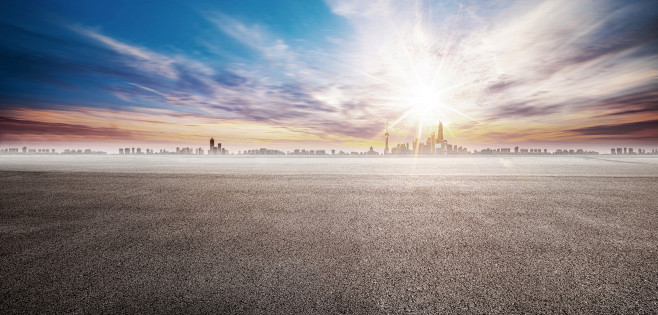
[1,0,657,152]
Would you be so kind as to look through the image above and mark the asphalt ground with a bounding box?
[0,158,657,313]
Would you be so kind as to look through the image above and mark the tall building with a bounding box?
[438,121,444,141]
[209,137,215,155]
[384,121,390,155]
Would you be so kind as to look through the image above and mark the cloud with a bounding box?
[568,120,658,136]
[212,70,248,87]
[64,23,357,135]
[605,108,658,117]
[70,25,179,79]
[208,13,296,64]
[492,103,563,119]
[0,116,134,138]
[460,0,658,116]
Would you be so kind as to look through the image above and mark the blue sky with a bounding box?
[1,0,657,151]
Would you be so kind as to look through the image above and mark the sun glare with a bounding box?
[356,15,481,140]
[407,84,441,128]
[411,85,437,112]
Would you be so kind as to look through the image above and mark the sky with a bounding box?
[1,0,657,152]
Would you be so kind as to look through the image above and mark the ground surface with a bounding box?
[1,156,657,313]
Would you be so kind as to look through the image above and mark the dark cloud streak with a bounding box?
[568,119,658,136]
[491,102,563,119]
[0,116,134,138]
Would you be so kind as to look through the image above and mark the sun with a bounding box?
[410,84,438,113]
[398,81,446,136]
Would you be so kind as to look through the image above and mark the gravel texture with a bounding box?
[1,157,657,313]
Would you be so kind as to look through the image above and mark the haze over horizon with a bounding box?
[1,0,657,152]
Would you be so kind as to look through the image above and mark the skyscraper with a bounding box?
[438,121,444,142]
[209,137,215,155]
[384,121,390,155]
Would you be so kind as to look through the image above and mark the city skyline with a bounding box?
[1,0,657,152]
[4,125,658,156]
[3,119,658,155]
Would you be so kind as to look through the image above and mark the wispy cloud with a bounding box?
[71,25,180,79]
[209,13,293,63]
